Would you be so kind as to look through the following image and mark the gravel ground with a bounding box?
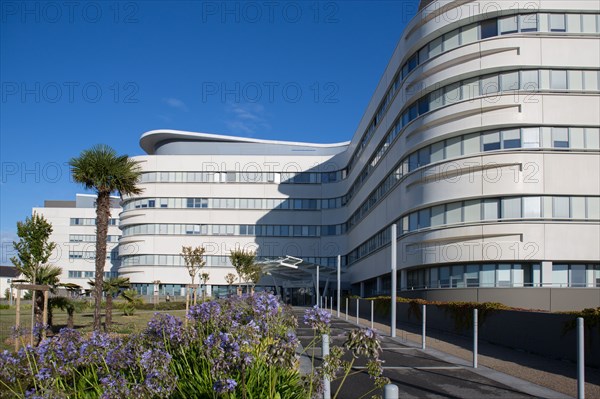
[342,312,600,399]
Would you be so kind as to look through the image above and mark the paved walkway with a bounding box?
[293,308,598,399]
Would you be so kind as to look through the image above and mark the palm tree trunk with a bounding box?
[67,310,74,329]
[93,191,111,331]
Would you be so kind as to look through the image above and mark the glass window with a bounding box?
[481,75,499,95]
[418,208,431,229]
[553,196,570,218]
[582,14,596,33]
[586,128,600,150]
[446,202,462,224]
[480,264,495,287]
[502,129,521,149]
[409,212,418,231]
[567,14,582,33]
[445,136,462,158]
[444,29,460,51]
[431,205,445,226]
[463,200,480,222]
[497,264,512,287]
[483,132,501,151]
[429,36,443,57]
[553,127,569,148]
[520,14,538,31]
[461,24,478,44]
[523,197,541,218]
[480,18,498,39]
[463,133,480,155]
[418,46,429,64]
[568,71,583,90]
[461,78,480,100]
[553,264,569,287]
[451,265,465,287]
[483,199,499,220]
[572,197,586,219]
[522,128,541,148]
[428,89,444,110]
[571,265,587,287]
[502,197,522,218]
[550,14,566,32]
[583,71,599,90]
[570,128,585,149]
[418,147,430,167]
[521,70,539,90]
[550,70,567,90]
[430,141,445,162]
[501,72,519,91]
[465,265,479,287]
[444,82,461,104]
[499,15,518,34]
[588,197,600,219]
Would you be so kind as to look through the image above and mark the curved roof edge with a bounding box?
[140,129,351,155]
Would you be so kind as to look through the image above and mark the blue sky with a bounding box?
[0,0,420,262]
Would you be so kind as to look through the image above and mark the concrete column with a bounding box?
[400,269,407,291]
[541,261,553,287]
[376,277,382,294]
[359,281,365,297]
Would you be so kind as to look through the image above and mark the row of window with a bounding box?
[121,254,338,268]
[68,251,117,260]
[67,271,118,279]
[399,69,599,132]
[121,223,338,238]
[406,263,600,289]
[123,197,327,211]
[139,170,346,185]
[69,234,120,243]
[345,12,600,177]
[347,196,600,265]
[70,218,118,226]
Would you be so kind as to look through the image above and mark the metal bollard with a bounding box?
[371,300,374,329]
[323,334,331,399]
[577,317,585,399]
[324,296,327,310]
[422,304,426,350]
[383,384,399,399]
[345,297,348,321]
[330,296,333,313]
[473,308,478,368]
[356,298,360,325]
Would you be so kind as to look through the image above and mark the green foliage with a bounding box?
[135,301,187,311]
[0,304,9,310]
[11,213,56,281]
[4,288,9,300]
[562,307,600,337]
[119,289,144,316]
[229,249,262,288]
[439,301,508,331]
[181,246,206,285]
[70,144,142,331]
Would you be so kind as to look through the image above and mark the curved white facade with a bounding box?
[119,0,600,304]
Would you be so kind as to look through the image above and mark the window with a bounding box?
[572,197,586,219]
[480,18,498,39]
[502,197,522,219]
[502,129,521,149]
[431,141,444,162]
[567,14,582,33]
[444,30,460,51]
[445,136,461,158]
[588,197,600,219]
[463,200,480,222]
[483,132,501,151]
[570,128,585,149]
[522,128,541,148]
[569,71,583,90]
[463,133,480,155]
[501,72,519,91]
[583,71,598,90]
[581,14,597,33]
[553,128,569,148]
[483,199,499,220]
[499,15,518,34]
[446,202,462,224]
[444,83,461,105]
[521,70,539,90]
[418,208,431,229]
[429,36,442,57]
[550,70,567,90]
[553,197,570,218]
[550,14,566,32]
[461,78,480,100]
[480,264,495,287]
[481,75,499,95]
[461,24,478,44]
[571,265,587,287]
[553,264,569,287]
[431,205,445,226]
[523,197,541,218]
[428,89,444,110]
[520,14,538,31]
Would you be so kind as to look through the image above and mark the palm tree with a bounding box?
[70,145,142,331]
[89,276,130,331]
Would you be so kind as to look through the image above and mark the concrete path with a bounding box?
[293,308,575,399]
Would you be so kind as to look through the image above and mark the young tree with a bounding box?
[181,246,206,305]
[229,249,262,295]
[11,213,60,324]
[200,272,210,302]
[70,144,142,331]
[225,273,237,295]
[89,276,130,331]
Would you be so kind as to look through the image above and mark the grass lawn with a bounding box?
[0,305,188,351]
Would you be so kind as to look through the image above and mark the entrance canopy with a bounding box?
[256,256,350,290]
